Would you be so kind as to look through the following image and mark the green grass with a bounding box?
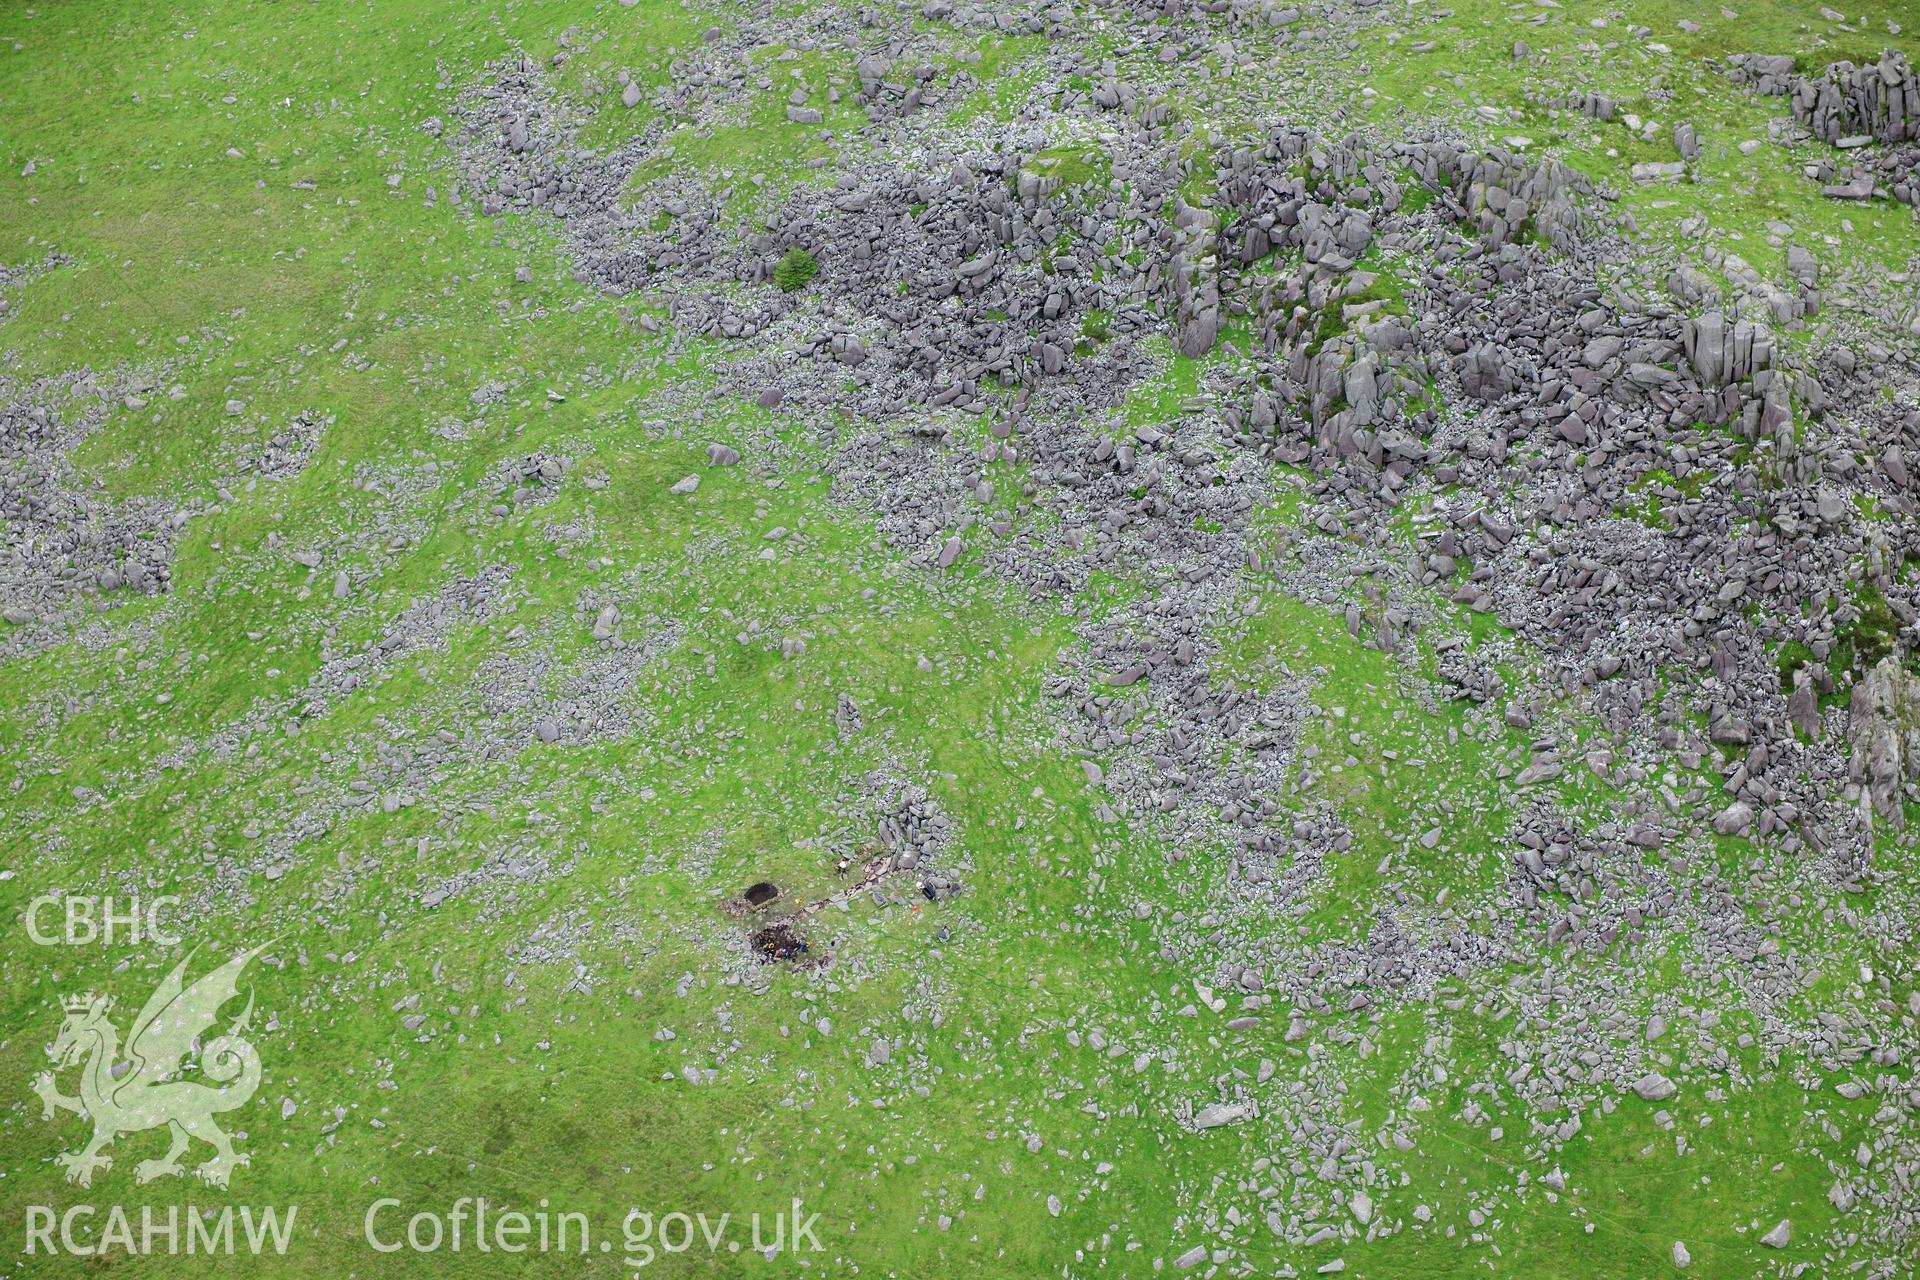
[1,0,1914,1276]
[1121,337,1208,429]
[1022,144,1110,192]
[1352,0,1920,276]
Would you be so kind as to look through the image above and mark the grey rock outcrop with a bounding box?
[1847,658,1920,829]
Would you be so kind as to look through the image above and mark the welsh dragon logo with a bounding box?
[33,947,265,1188]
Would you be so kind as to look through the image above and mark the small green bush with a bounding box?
[773,248,818,293]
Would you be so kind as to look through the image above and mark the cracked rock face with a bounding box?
[1729,50,1918,147]
[1848,658,1920,829]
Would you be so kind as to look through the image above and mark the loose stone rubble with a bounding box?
[5,1,1919,1271]
[402,17,1920,1262]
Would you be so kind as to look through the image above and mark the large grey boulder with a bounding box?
[1848,659,1920,829]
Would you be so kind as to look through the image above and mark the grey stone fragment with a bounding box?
[1631,1072,1676,1101]
[1821,173,1875,200]
[1712,802,1754,836]
[1193,1101,1250,1129]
